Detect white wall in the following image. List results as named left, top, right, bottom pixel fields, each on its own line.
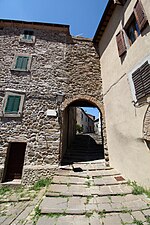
left=98, top=0, right=150, bottom=187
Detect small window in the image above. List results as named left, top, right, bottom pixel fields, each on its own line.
left=23, top=30, right=34, bottom=40
left=15, top=56, right=29, bottom=70
left=11, top=54, right=32, bottom=72
left=0, top=27, right=3, bottom=30
left=2, top=91, right=25, bottom=117
left=19, top=30, right=35, bottom=43
left=5, top=95, right=21, bottom=113
left=125, top=15, right=141, bottom=45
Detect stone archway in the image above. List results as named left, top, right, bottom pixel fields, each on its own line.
left=60, top=95, right=109, bottom=165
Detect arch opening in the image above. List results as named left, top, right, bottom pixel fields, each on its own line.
left=60, top=99, right=105, bottom=165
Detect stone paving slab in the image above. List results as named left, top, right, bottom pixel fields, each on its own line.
left=48, top=184, right=69, bottom=194
left=66, top=197, right=86, bottom=214
left=93, top=176, right=127, bottom=186
left=90, top=169, right=120, bottom=177
left=131, top=211, right=146, bottom=221
left=122, top=198, right=149, bottom=211
left=102, top=213, right=122, bottom=225
left=37, top=216, right=57, bottom=225
left=40, top=197, right=68, bottom=213
left=52, top=176, right=87, bottom=184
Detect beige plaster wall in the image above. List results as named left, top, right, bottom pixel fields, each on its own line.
left=98, top=0, right=150, bottom=187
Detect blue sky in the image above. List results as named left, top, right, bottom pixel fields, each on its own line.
left=82, top=107, right=99, bottom=120
left=0, top=0, right=108, bottom=38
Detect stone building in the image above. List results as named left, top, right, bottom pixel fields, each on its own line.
left=93, top=0, right=150, bottom=187
left=76, top=107, right=95, bottom=133
left=0, top=19, right=107, bottom=185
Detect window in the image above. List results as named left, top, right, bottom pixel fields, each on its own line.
left=132, top=61, right=150, bottom=101
left=11, top=54, right=32, bottom=72
left=2, top=91, right=25, bottom=117
left=5, top=95, right=21, bottom=113
left=19, top=30, right=35, bottom=43
left=15, top=56, right=29, bottom=70
left=116, top=0, right=148, bottom=56
left=125, top=15, right=141, bottom=45
left=23, top=30, right=34, bottom=40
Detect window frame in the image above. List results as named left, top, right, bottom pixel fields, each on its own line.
left=128, top=56, right=150, bottom=104
left=11, top=53, right=32, bottom=72
left=19, top=29, right=35, bottom=44
left=2, top=91, right=25, bottom=118
left=125, top=14, right=141, bottom=46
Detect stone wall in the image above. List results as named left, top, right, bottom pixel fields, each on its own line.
left=0, top=24, right=69, bottom=184
left=0, top=23, right=107, bottom=185
left=144, top=105, right=150, bottom=142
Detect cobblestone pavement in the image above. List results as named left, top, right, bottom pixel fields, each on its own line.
left=0, top=160, right=150, bottom=224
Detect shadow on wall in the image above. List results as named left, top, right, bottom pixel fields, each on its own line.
left=61, top=134, right=104, bottom=165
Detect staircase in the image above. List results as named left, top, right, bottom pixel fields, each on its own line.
left=61, top=133, right=104, bottom=165
left=37, top=161, right=150, bottom=225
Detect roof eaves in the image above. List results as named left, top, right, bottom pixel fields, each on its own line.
left=93, top=0, right=116, bottom=44
left=0, top=19, right=70, bottom=34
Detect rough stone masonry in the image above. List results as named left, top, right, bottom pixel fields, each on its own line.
left=0, top=20, right=107, bottom=185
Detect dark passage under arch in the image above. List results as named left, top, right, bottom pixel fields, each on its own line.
left=61, top=99, right=104, bottom=165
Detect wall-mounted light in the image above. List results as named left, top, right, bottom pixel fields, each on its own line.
left=56, top=92, right=65, bottom=120
left=56, top=92, right=65, bottom=105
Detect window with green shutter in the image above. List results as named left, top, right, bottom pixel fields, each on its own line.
left=23, top=30, right=34, bottom=41
left=5, top=95, right=21, bottom=113
left=15, top=56, right=29, bottom=70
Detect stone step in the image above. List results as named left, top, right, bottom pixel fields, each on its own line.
left=37, top=210, right=149, bottom=225
left=54, top=168, right=120, bottom=178
left=59, top=162, right=107, bottom=171
left=46, top=183, right=133, bottom=197
left=52, top=175, right=126, bottom=186
left=40, top=194, right=149, bottom=215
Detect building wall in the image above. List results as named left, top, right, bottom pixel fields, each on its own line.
left=98, top=0, right=150, bottom=186
left=62, top=107, right=76, bottom=158
left=0, top=22, right=106, bottom=184
left=76, top=108, right=94, bottom=133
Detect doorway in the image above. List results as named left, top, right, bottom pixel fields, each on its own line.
left=61, top=99, right=104, bottom=165
left=3, top=142, right=26, bottom=182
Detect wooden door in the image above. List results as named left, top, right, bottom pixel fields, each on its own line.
left=3, top=142, right=26, bottom=182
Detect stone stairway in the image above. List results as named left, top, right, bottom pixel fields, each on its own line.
left=61, top=134, right=104, bottom=165
left=37, top=161, right=150, bottom=225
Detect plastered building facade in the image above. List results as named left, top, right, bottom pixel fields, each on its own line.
left=94, top=0, right=150, bottom=187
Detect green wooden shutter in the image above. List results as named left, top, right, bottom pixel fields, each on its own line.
left=22, top=57, right=29, bottom=70
left=15, top=56, right=29, bottom=70
left=27, top=35, right=32, bottom=40
left=5, top=96, right=15, bottom=112
left=15, top=56, right=23, bottom=69
left=23, top=30, right=34, bottom=40
left=13, top=96, right=21, bottom=112
left=5, top=96, right=21, bottom=113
